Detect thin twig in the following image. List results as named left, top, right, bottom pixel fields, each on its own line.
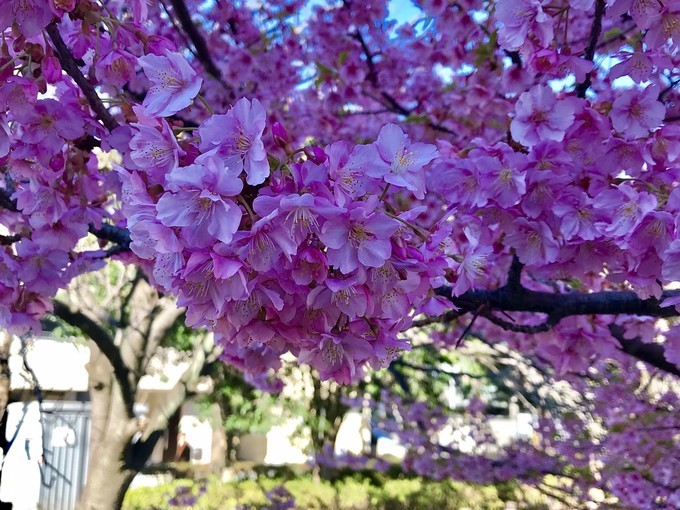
left=352, top=29, right=456, bottom=136
left=456, top=304, right=485, bottom=347
left=574, top=0, right=606, bottom=98
left=483, top=311, right=559, bottom=334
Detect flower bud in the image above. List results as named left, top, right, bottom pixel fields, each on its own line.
left=43, top=49, right=62, bottom=84
left=304, top=146, right=327, bottom=164
left=272, top=121, right=288, bottom=148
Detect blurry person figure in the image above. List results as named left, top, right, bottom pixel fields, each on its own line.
left=0, top=401, right=43, bottom=510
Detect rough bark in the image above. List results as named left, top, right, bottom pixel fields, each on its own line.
left=76, top=347, right=138, bottom=510
left=0, top=332, right=11, bottom=446
left=54, top=274, right=217, bottom=510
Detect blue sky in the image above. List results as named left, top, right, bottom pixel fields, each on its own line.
left=388, top=0, right=422, bottom=23
left=299, top=0, right=423, bottom=25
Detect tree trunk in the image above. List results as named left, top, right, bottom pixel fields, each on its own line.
left=0, top=332, right=11, bottom=427
left=53, top=275, right=217, bottom=509
left=163, top=409, right=181, bottom=463
left=76, top=344, right=139, bottom=510
left=75, top=329, right=214, bottom=508
left=76, top=349, right=165, bottom=510
left=76, top=446, right=135, bottom=510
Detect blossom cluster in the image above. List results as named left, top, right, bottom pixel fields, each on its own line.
left=342, top=355, right=680, bottom=507
left=2, top=0, right=680, bottom=505
left=119, top=53, right=449, bottom=383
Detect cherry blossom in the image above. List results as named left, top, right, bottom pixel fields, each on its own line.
left=610, top=85, right=666, bottom=139
left=198, top=97, right=269, bottom=185
left=138, top=50, right=203, bottom=117
left=510, top=86, right=576, bottom=147
left=2, top=2, right=680, bottom=507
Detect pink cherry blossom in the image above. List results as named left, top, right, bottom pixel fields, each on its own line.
left=198, top=97, right=269, bottom=185
left=0, top=117, right=10, bottom=158
left=138, top=50, right=203, bottom=117
left=496, top=0, right=554, bottom=50
left=298, top=332, right=373, bottom=384
left=0, top=0, right=53, bottom=37
left=156, top=158, right=243, bottom=246
left=352, top=123, right=438, bottom=199
left=510, top=86, right=576, bottom=147
left=505, top=218, right=560, bottom=265
left=95, top=49, right=136, bottom=88
left=129, top=119, right=184, bottom=181
left=319, top=199, right=400, bottom=274
left=611, top=85, right=665, bottom=138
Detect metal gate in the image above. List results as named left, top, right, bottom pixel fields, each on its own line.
left=39, top=401, right=91, bottom=510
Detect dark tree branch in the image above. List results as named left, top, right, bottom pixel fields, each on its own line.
left=482, top=311, right=560, bottom=334
left=0, top=188, right=18, bottom=212
left=427, top=275, right=680, bottom=375
left=380, top=92, right=412, bottom=116
left=456, top=304, right=485, bottom=347
left=609, top=324, right=680, bottom=377
left=412, top=309, right=462, bottom=328
left=505, top=254, right=524, bottom=290
left=0, top=194, right=132, bottom=252
left=436, top=286, right=680, bottom=321
left=352, top=31, right=379, bottom=87
left=45, top=23, right=119, bottom=132
left=89, top=222, right=131, bottom=251
left=574, top=0, right=606, bottom=98
left=168, top=0, right=223, bottom=79
left=159, top=0, right=202, bottom=63
left=387, top=364, right=411, bottom=394
left=52, top=300, right=136, bottom=417
left=0, top=234, right=21, bottom=245
left=119, top=270, right=144, bottom=329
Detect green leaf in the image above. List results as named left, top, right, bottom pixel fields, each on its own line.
left=315, top=61, right=336, bottom=76
left=337, top=51, right=349, bottom=66
left=603, top=27, right=623, bottom=40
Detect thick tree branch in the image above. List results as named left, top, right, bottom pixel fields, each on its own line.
left=505, top=255, right=524, bottom=290
left=0, top=188, right=18, bottom=212
left=140, top=302, right=186, bottom=375
left=428, top=277, right=680, bottom=376
left=609, top=324, right=680, bottom=377
left=46, top=23, right=119, bottom=132
left=436, top=286, right=680, bottom=321
left=140, top=332, right=215, bottom=443
left=52, top=300, right=136, bottom=417
left=89, top=222, right=132, bottom=252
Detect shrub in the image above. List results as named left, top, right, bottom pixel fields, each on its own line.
left=123, top=473, right=554, bottom=509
